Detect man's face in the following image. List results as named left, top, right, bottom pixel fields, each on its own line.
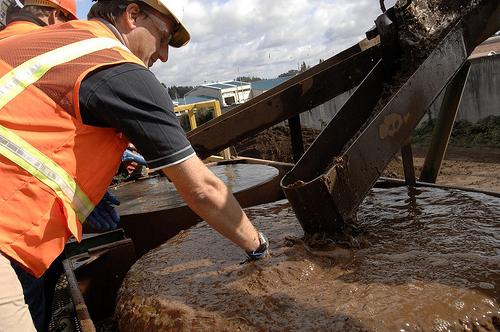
left=127, top=6, right=176, bottom=68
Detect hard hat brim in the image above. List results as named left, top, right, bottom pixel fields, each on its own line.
left=141, top=0, right=190, bottom=48
left=169, top=24, right=189, bottom=48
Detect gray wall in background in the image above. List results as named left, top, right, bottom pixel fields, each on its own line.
left=299, top=89, right=355, bottom=130
left=289, top=54, right=499, bottom=131
left=441, top=55, right=500, bottom=123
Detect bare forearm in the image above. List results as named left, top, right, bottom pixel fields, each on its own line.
left=162, top=157, right=260, bottom=252
left=179, top=179, right=259, bottom=251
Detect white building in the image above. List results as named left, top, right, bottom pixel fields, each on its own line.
left=185, top=81, right=251, bottom=108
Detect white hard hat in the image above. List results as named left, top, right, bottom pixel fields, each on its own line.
left=140, top=0, right=190, bottom=47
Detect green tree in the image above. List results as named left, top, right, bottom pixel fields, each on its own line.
left=300, top=61, right=308, bottom=72
left=166, top=85, right=195, bottom=99
left=278, top=69, right=299, bottom=78
left=235, top=76, right=263, bottom=83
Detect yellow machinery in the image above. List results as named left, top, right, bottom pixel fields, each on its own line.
left=173, top=99, right=232, bottom=160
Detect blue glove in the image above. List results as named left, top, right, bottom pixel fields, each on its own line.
left=86, top=191, right=121, bottom=231
left=121, top=150, right=146, bottom=165
left=246, top=232, right=269, bottom=260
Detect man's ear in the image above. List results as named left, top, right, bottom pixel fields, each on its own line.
left=123, top=3, right=142, bottom=29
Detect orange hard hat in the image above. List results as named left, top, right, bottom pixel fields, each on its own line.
left=22, top=0, right=77, bottom=20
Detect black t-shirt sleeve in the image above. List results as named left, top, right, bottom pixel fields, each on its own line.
left=79, top=63, right=195, bottom=170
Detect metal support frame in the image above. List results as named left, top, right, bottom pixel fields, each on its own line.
left=49, top=3, right=499, bottom=330
left=62, top=259, right=95, bottom=332
left=288, top=115, right=304, bottom=162
left=420, top=63, right=471, bottom=183
left=282, top=1, right=499, bottom=234
left=281, top=61, right=384, bottom=234
left=401, top=140, right=416, bottom=186
left=65, top=237, right=136, bottom=322
left=56, top=230, right=136, bottom=332
left=188, top=42, right=381, bottom=159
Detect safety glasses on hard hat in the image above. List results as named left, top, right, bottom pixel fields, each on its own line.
left=58, top=10, right=75, bottom=22
left=142, top=7, right=176, bottom=46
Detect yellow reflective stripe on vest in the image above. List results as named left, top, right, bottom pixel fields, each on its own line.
left=0, top=37, right=128, bottom=109
left=0, top=126, right=93, bottom=221
left=0, top=37, right=129, bottom=221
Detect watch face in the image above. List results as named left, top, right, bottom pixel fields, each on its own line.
left=258, top=232, right=268, bottom=249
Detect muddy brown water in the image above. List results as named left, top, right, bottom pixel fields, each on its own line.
left=116, top=186, right=500, bottom=332
left=110, top=164, right=279, bottom=215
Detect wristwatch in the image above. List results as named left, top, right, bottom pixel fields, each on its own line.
left=246, top=232, right=269, bottom=260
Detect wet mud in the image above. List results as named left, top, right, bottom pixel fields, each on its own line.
left=395, top=0, right=483, bottom=62
left=116, top=186, right=500, bottom=331
left=395, top=0, right=481, bottom=41
left=235, top=126, right=319, bottom=164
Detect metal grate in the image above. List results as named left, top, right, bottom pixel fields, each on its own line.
left=48, top=274, right=82, bottom=332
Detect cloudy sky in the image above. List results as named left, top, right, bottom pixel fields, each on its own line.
left=76, top=0, right=396, bottom=86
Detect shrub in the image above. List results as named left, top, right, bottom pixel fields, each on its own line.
left=178, top=108, right=215, bottom=132
left=411, top=115, right=500, bottom=148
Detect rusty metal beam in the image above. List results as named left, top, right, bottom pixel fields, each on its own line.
left=288, top=115, right=304, bottom=162
left=63, top=260, right=95, bottom=332
left=281, top=60, right=385, bottom=234
left=329, top=30, right=477, bottom=221
left=188, top=42, right=381, bottom=159
left=420, top=63, right=471, bottom=183
left=281, top=1, right=499, bottom=233
left=401, top=141, right=416, bottom=186
left=376, top=177, right=500, bottom=199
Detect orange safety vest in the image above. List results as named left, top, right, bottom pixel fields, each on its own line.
left=0, top=20, right=146, bottom=277
left=0, top=20, right=41, bottom=40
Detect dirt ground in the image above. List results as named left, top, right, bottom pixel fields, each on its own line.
left=235, top=127, right=500, bottom=194
left=386, top=146, right=500, bottom=193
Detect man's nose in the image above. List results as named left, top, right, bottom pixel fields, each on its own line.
left=159, top=43, right=169, bottom=62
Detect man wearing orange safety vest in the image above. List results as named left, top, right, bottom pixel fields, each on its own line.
left=0, top=0, right=77, bottom=39
left=0, top=2, right=77, bottom=332
left=0, top=0, right=146, bottom=233
left=0, top=0, right=269, bottom=330
left=0, top=1, right=123, bottom=330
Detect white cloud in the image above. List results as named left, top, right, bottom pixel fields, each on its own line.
left=77, top=0, right=397, bottom=86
